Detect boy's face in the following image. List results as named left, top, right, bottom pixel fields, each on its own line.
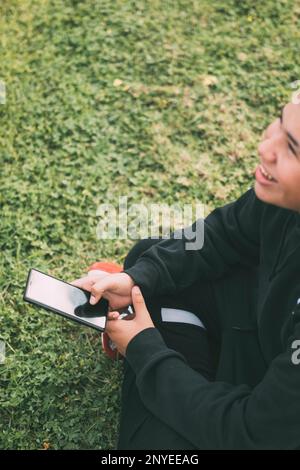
left=254, top=103, right=300, bottom=211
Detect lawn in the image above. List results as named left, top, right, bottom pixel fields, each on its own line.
left=0, top=0, right=299, bottom=450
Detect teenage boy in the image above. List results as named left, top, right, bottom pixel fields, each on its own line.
left=72, top=101, right=300, bottom=450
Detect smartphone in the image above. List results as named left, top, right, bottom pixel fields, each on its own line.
left=23, top=268, right=109, bottom=332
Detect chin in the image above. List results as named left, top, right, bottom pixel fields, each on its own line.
left=254, top=182, right=282, bottom=208
left=254, top=182, right=275, bottom=205
left=254, top=182, right=299, bottom=211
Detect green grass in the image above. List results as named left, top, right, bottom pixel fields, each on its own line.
left=0, top=0, right=299, bottom=450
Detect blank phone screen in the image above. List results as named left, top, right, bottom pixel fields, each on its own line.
left=25, top=269, right=108, bottom=331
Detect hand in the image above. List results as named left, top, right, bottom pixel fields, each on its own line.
left=105, top=285, right=155, bottom=357
left=70, top=272, right=135, bottom=310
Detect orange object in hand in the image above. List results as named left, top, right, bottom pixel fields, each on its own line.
left=88, top=261, right=123, bottom=274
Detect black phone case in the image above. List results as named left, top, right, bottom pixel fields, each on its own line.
left=23, top=268, right=108, bottom=332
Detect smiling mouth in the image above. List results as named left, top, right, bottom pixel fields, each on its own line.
left=259, top=164, right=277, bottom=182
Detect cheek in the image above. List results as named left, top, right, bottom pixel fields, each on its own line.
left=277, top=162, right=300, bottom=205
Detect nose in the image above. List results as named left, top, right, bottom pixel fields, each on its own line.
left=258, top=136, right=278, bottom=164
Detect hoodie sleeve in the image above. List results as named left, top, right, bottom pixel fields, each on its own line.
left=125, top=324, right=300, bottom=450
left=123, top=187, right=265, bottom=298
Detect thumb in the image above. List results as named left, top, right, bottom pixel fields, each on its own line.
left=131, top=285, right=146, bottom=313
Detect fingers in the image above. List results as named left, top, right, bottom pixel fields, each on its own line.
left=70, top=278, right=84, bottom=287
left=107, top=311, right=120, bottom=320
left=70, top=274, right=116, bottom=305
left=131, top=286, right=153, bottom=326
left=70, top=276, right=103, bottom=306
left=70, top=271, right=110, bottom=287
left=131, top=285, right=145, bottom=309
left=87, top=270, right=111, bottom=279
left=89, top=276, right=117, bottom=305
left=105, top=312, right=121, bottom=337
left=70, top=276, right=96, bottom=290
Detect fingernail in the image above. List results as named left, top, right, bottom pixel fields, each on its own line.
left=90, top=296, right=96, bottom=305
left=133, top=285, right=140, bottom=294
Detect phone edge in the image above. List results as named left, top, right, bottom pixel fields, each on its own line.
left=23, top=268, right=107, bottom=333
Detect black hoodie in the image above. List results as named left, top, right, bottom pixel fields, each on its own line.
left=123, top=186, right=300, bottom=449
